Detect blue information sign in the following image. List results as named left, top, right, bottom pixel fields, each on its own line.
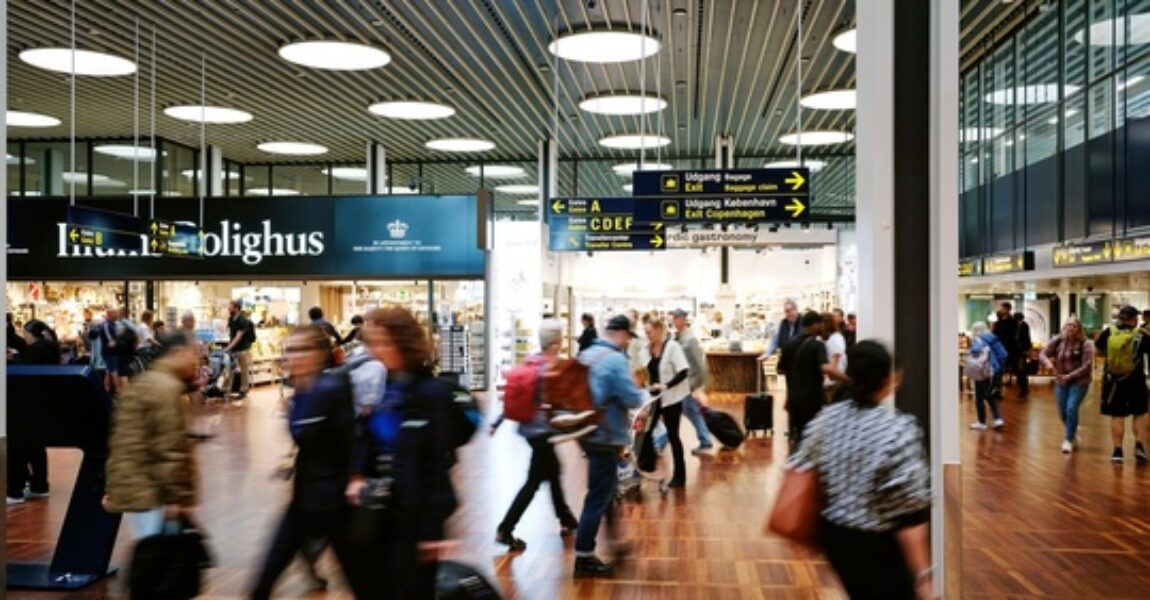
left=631, top=167, right=811, bottom=222
left=546, top=198, right=666, bottom=252
left=149, top=219, right=203, bottom=257
left=65, top=206, right=144, bottom=253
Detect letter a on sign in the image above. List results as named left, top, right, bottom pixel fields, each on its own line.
left=591, top=200, right=601, bottom=213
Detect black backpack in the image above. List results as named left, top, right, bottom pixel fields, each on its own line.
left=115, top=323, right=139, bottom=355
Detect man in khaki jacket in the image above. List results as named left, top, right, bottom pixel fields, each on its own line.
left=105, top=332, right=200, bottom=538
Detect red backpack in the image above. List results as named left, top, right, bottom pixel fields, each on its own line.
left=503, top=355, right=549, bottom=423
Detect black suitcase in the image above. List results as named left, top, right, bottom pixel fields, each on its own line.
left=436, top=560, right=502, bottom=599
left=744, top=394, right=774, bottom=437
left=702, top=406, right=745, bottom=448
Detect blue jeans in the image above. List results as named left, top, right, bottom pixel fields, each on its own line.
left=1056, top=383, right=1089, bottom=443
left=655, top=395, right=712, bottom=450
left=974, top=380, right=1001, bottom=424
left=575, top=447, right=620, bottom=556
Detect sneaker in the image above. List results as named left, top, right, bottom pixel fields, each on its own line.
left=969, top=422, right=988, bottom=431
left=231, top=399, right=245, bottom=408
left=495, top=530, right=527, bottom=552
left=573, top=556, right=615, bottom=578
left=992, top=419, right=1006, bottom=430
left=6, top=495, right=25, bottom=506
left=691, top=445, right=714, bottom=456
left=1136, top=443, right=1147, bottom=463
left=1061, top=440, right=1073, bottom=454
left=1112, top=448, right=1125, bottom=463
left=25, top=489, right=49, bottom=499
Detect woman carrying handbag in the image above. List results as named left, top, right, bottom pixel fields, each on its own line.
left=767, top=341, right=934, bottom=600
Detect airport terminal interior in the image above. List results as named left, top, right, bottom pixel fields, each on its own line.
left=6, top=0, right=1150, bottom=598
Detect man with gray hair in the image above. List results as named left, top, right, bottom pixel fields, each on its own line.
left=495, top=318, right=580, bottom=552
left=760, top=299, right=802, bottom=362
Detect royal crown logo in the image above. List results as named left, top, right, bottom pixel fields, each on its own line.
left=388, top=219, right=410, bottom=239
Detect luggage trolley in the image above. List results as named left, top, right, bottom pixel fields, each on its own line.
left=617, top=393, right=670, bottom=501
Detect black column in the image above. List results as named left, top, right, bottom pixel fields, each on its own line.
left=894, top=0, right=932, bottom=439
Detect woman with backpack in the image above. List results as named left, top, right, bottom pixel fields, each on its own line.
left=345, top=306, right=458, bottom=598
left=1094, top=306, right=1150, bottom=463
left=967, top=322, right=1006, bottom=431
left=1041, top=319, right=1094, bottom=454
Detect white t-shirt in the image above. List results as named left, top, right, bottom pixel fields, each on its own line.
left=825, top=332, right=847, bottom=386
left=137, top=323, right=155, bottom=345
left=638, top=338, right=691, bottom=406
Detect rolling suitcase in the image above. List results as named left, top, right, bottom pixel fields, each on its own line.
left=744, top=364, right=774, bottom=437
left=701, top=406, right=745, bottom=448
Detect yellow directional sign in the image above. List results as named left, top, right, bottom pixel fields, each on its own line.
left=785, top=170, right=806, bottom=191
left=785, top=198, right=806, bottom=218
left=69, top=228, right=79, bottom=243
left=551, top=199, right=566, bottom=214
left=569, top=236, right=581, bottom=249
left=652, top=234, right=664, bottom=248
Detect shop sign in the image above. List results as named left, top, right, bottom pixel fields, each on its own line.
left=631, top=168, right=810, bottom=222
left=1052, top=240, right=1112, bottom=267
left=958, top=258, right=982, bottom=277
left=665, top=227, right=836, bottom=248
left=982, top=251, right=1034, bottom=275
left=9, top=195, right=485, bottom=279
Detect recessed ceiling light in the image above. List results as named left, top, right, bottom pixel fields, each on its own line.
left=623, top=183, right=634, bottom=193
left=579, top=93, right=667, bottom=115
left=323, top=167, right=370, bottom=181
left=19, top=47, right=136, bottom=76
left=832, top=28, right=856, bottom=53
left=764, top=159, right=828, bottom=172
left=800, top=89, right=857, bottom=110
left=94, top=145, right=157, bottom=161
left=368, top=100, right=455, bottom=120
left=426, top=138, right=495, bottom=152
left=984, top=84, right=1079, bottom=105
left=278, top=40, right=391, bottom=71
left=164, top=105, right=253, bottom=124
left=62, top=172, right=126, bottom=187
left=599, top=134, right=672, bottom=149
left=548, top=30, right=661, bottom=63
left=778, top=131, right=854, bottom=146
left=248, top=188, right=301, bottom=196
left=495, top=184, right=539, bottom=195
left=128, top=189, right=157, bottom=196
left=257, top=141, right=329, bottom=155
left=465, top=165, right=527, bottom=178
left=612, top=162, right=674, bottom=176
left=7, top=110, right=62, bottom=128
left=961, top=127, right=1005, bottom=143
left=517, top=199, right=541, bottom=207
left=1074, top=13, right=1150, bottom=46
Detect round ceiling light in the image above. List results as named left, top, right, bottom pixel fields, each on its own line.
left=613, top=162, right=674, bottom=176
left=548, top=30, right=662, bottom=63
left=984, top=84, right=1079, bottom=106
left=426, top=138, right=495, bottom=152
left=599, top=134, right=672, bottom=150
left=257, top=141, right=329, bottom=156
left=832, top=28, right=857, bottom=53
left=164, top=105, right=253, bottom=124
left=800, top=89, right=857, bottom=110
left=323, top=167, right=370, bottom=181
left=19, top=47, right=136, bottom=76
left=248, top=188, right=301, bottom=196
left=517, top=199, right=541, bottom=207
left=8, top=110, right=62, bottom=128
left=579, top=93, right=667, bottom=115
left=495, top=184, right=539, bottom=195
left=278, top=40, right=391, bottom=71
left=368, top=101, right=455, bottom=120
left=464, top=165, right=526, bottom=178
left=94, top=145, right=157, bottom=161
left=764, top=159, right=828, bottom=172
left=778, top=131, right=854, bottom=146
left=1074, top=13, right=1150, bottom=46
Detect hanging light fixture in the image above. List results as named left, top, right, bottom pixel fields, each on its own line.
left=548, top=30, right=661, bottom=63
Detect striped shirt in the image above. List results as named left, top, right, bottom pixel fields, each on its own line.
left=786, top=401, right=932, bottom=533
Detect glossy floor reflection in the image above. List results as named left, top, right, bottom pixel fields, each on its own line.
left=10, top=378, right=1150, bottom=598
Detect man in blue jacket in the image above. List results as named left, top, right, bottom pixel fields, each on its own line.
left=574, top=315, right=645, bottom=578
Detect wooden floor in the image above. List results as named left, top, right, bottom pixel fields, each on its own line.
left=7, top=378, right=1150, bottom=598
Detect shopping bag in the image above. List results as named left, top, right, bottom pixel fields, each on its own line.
left=128, top=518, right=213, bottom=599
left=766, top=467, right=821, bottom=545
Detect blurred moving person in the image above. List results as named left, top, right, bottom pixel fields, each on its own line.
left=104, top=333, right=200, bottom=538
left=495, top=319, right=580, bottom=551
left=7, top=320, right=61, bottom=505
left=639, top=317, right=691, bottom=488
left=223, top=300, right=256, bottom=405
left=787, top=341, right=933, bottom=600
left=574, top=315, right=645, bottom=578
left=1040, top=319, right=1094, bottom=454
left=1014, top=312, right=1032, bottom=398
left=991, top=302, right=1018, bottom=398
left=967, top=322, right=1006, bottom=431
left=250, top=326, right=362, bottom=600
left=97, top=308, right=122, bottom=396
left=672, top=309, right=714, bottom=454
left=308, top=306, right=342, bottom=347
left=578, top=313, right=598, bottom=353
left=1095, top=305, right=1150, bottom=464
left=779, top=311, right=847, bottom=449
left=822, top=312, right=848, bottom=399
left=345, top=307, right=458, bottom=598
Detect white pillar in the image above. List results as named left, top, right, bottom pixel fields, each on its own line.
left=931, top=0, right=962, bottom=596
left=856, top=3, right=896, bottom=342
left=206, top=144, right=223, bottom=196
left=367, top=142, right=387, bottom=194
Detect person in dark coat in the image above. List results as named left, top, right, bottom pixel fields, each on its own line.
left=1014, top=312, right=1032, bottom=398
left=577, top=314, right=598, bottom=352
left=7, top=320, right=60, bottom=504
left=991, top=302, right=1018, bottom=397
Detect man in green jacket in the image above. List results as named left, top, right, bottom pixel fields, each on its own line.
left=105, top=332, right=200, bottom=538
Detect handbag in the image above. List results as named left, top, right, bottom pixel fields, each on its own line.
left=128, top=517, right=213, bottom=599
left=767, top=467, right=821, bottom=544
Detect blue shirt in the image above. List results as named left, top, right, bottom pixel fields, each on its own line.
left=581, top=339, right=644, bottom=447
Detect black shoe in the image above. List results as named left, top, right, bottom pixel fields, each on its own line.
left=1112, top=448, right=1125, bottom=463
left=1136, top=443, right=1147, bottom=463
left=495, top=530, right=527, bottom=552
left=610, top=541, right=634, bottom=561
left=559, top=516, right=579, bottom=537
left=573, top=556, right=615, bottom=578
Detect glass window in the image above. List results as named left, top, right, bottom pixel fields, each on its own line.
left=485, top=161, right=539, bottom=218
left=245, top=165, right=271, bottom=196
left=1026, top=110, right=1060, bottom=166
left=162, top=143, right=197, bottom=196
left=962, top=69, right=983, bottom=149
left=1088, top=0, right=1116, bottom=82
left=26, top=141, right=88, bottom=196
left=8, top=143, right=21, bottom=196
left=963, top=152, right=981, bottom=192
left=1066, top=0, right=1089, bottom=90
left=1123, top=0, right=1150, bottom=63
left=329, top=163, right=369, bottom=196
left=987, top=44, right=1016, bottom=130
left=992, top=132, right=1015, bottom=178
left=424, top=162, right=482, bottom=196
left=224, top=161, right=241, bottom=197
left=1125, top=57, right=1150, bottom=118
left=271, top=165, right=328, bottom=196
left=1065, top=92, right=1088, bottom=150
left=1026, top=9, right=1062, bottom=120
left=91, top=139, right=154, bottom=196
left=389, top=163, right=420, bottom=195
left=1089, top=77, right=1116, bottom=139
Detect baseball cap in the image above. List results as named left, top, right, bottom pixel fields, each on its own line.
left=605, top=315, right=638, bottom=338
left=1119, top=305, right=1140, bottom=319
left=670, top=308, right=690, bottom=319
